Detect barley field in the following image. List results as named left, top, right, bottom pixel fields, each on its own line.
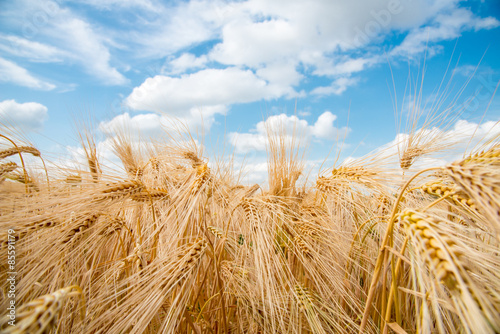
left=0, top=111, right=499, bottom=334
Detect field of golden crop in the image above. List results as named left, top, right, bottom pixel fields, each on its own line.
left=0, top=115, right=499, bottom=333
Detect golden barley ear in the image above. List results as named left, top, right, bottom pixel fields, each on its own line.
left=0, top=162, right=17, bottom=176
left=5, top=171, right=39, bottom=191
left=65, top=174, right=82, bottom=185
left=400, top=147, right=424, bottom=169
left=444, top=149, right=500, bottom=238
left=99, top=180, right=143, bottom=199
left=0, top=285, right=85, bottom=334
left=399, top=209, right=464, bottom=290
left=294, top=284, right=316, bottom=313
left=131, top=188, right=169, bottom=201
left=0, top=146, right=40, bottom=160
left=420, top=180, right=478, bottom=212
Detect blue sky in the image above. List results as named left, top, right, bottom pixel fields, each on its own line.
left=0, top=0, right=499, bottom=183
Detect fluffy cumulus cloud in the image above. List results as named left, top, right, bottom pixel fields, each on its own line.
left=126, top=67, right=291, bottom=114
left=204, top=0, right=498, bottom=74
left=0, top=99, right=49, bottom=131
left=99, top=112, right=165, bottom=137
left=163, top=53, right=209, bottom=75
left=229, top=112, right=350, bottom=154
left=1, top=0, right=498, bottom=137
left=118, top=0, right=497, bottom=131
left=125, top=67, right=299, bottom=128
left=100, top=105, right=228, bottom=138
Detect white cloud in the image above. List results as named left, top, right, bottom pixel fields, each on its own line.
left=73, top=0, right=158, bottom=11
left=99, top=112, right=165, bottom=137
left=2, top=0, right=496, bottom=97
left=48, top=8, right=127, bottom=85
left=0, top=57, right=55, bottom=90
left=100, top=106, right=228, bottom=138
left=311, top=111, right=350, bottom=140
left=163, top=53, right=208, bottom=75
left=311, top=77, right=359, bottom=96
left=204, top=0, right=495, bottom=73
left=239, top=161, right=269, bottom=184
left=313, top=56, right=378, bottom=77
left=390, top=8, right=499, bottom=57
left=0, top=34, right=65, bottom=62
left=0, top=99, right=48, bottom=131
left=452, top=64, right=478, bottom=77
left=129, top=0, right=227, bottom=59
left=209, top=18, right=302, bottom=67
left=229, top=112, right=350, bottom=154
left=0, top=0, right=127, bottom=85
left=256, top=61, right=304, bottom=87
left=125, top=67, right=299, bottom=129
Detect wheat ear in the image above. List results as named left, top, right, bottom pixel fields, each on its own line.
left=0, top=285, right=85, bottom=334
left=0, top=162, right=17, bottom=176
left=0, top=146, right=40, bottom=159
left=399, top=209, right=464, bottom=290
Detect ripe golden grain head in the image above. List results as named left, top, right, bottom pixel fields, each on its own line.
left=0, top=162, right=17, bottom=176
left=0, top=286, right=84, bottom=334
left=294, top=284, right=316, bottom=312
left=131, top=188, right=169, bottom=201
left=399, top=209, right=464, bottom=290
left=294, top=235, right=312, bottom=258
left=100, top=180, right=143, bottom=198
left=0, top=146, right=40, bottom=159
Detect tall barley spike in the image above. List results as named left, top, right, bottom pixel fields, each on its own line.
left=462, top=144, right=500, bottom=165
left=331, top=166, right=376, bottom=181
left=208, top=225, right=224, bottom=239
left=0, top=285, right=84, bottom=334
left=192, top=163, right=211, bottom=192
left=176, top=238, right=207, bottom=279
left=0, top=146, right=40, bottom=159
left=131, top=188, right=169, bottom=201
left=240, top=197, right=260, bottom=223
left=400, top=147, right=424, bottom=169
left=445, top=162, right=500, bottom=237
left=421, top=180, right=478, bottom=212
left=294, top=284, right=317, bottom=313
left=315, top=176, right=338, bottom=194
left=0, top=162, right=17, bottom=176
left=399, top=209, right=464, bottom=290
left=100, top=180, right=143, bottom=199
left=62, top=213, right=100, bottom=244
left=294, top=235, right=312, bottom=258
